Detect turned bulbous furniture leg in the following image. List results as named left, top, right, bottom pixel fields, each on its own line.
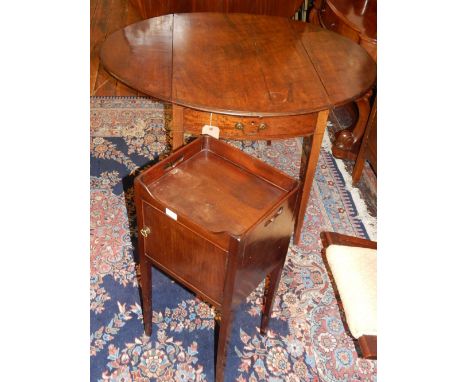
left=332, top=90, right=372, bottom=161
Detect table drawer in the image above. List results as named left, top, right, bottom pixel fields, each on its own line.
left=142, top=201, right=228, bottom=305
left=183, top=109, right=317, bottom=139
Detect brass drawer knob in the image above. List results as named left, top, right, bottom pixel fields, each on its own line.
left=234, top=122, right=244, bottom=131
left=258, top=122, right=267, bottom=130
left=140, top=226, right=151, bottom=238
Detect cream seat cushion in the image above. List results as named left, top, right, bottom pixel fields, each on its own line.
left=326, top=244, right=377, bottom=339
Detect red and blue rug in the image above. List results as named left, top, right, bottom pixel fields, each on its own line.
left=90, top=97, right=377, bottom=382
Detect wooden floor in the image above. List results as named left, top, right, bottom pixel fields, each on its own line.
left=91, top=0, right=144, bottom=96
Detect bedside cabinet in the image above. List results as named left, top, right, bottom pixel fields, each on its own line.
left=134, top=135, right=299, bottom=381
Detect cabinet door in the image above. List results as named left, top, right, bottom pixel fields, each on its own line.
left=142, top=201, right=228, bottom=305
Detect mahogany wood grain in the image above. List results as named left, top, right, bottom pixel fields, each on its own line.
left=143, top=201, right=229, bottom=290
left=147, top=152, right=287, bottom=235
left=183, top=110, right=318, bottom=140
left=101, top=13, right=376, bottom=243
left=101, top=13, right=376, bottom=115
left=291, top=23, right=375, bottom=107
left=135, top=136, right=300, bottom=381
left=320, top=231, right=377, bottom=359
left=129, top=0, right=305, bottom=19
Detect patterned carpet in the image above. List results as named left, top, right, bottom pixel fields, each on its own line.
left=90, top=97, right=377, bottom=381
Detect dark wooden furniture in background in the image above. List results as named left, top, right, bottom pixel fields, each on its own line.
left=310, top=0, right=377, bottom=162
left=352, top=97, right=377, bottom=184
left=100, top=13, right=376, bottom=243
left=320, top=231, right=377, bottom=359
left=135, top=135, right=300, bottom=381
left=129, top=0, right=305, bottom=19
left=310, top=0, right=376, bottom=60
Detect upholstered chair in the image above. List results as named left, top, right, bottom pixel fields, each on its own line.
left=320, top=231, right=377, bottom=359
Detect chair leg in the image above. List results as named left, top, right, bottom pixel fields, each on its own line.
left=358, top=335, right=377, bottom=360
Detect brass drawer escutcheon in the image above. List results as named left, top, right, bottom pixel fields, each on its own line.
left=140, top=226, right=151, bottom=238
left=234, top=122, right=244, bottom=130
left=234, top=121, right=267, bottom=134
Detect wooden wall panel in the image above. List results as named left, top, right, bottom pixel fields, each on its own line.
left=130, top=0, right=305, bottom=19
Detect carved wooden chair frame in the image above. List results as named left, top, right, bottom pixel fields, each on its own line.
left=320, top=231, right=377, bottom=359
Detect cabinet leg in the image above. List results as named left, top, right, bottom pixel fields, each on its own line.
left=215, top=306, right=234, bottom=382
left=293, top=109, right=329, bottom=245
left=140, top=255, right=152, bottom=336
left=260, top=265, right=283, bottom=335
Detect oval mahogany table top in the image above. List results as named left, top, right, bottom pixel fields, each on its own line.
left=100, top=13, right=376, bottom=117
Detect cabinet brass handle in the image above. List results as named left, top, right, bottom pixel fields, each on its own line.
left=164, top=155, right=184, bottom=171
left=140, top=226, right=151, bottom=238
left=234, top=122, right=244, bottom=131
left=258, top=122, right=267, bottom=130
left=265, top=206, right=283, bottom=227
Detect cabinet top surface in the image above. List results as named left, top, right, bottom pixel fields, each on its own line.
left=100, top=13, right=376, bottom=116
left=145, top=149, right=289, bottom=235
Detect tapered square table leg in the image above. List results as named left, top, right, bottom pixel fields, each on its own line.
left=294, top=109, right=329, bottom=244
left=171, top=104, right=185, bottom=151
